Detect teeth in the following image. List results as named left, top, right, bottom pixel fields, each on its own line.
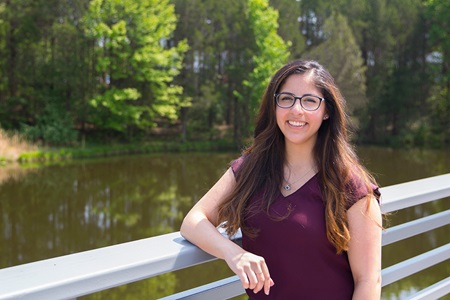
left=288, top=120, right=306, bottom=127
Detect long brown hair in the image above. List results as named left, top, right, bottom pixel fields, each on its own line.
left=217, top=59, right=380, bottom=253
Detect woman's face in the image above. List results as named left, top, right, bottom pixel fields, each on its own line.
left=275, top=73, right=328, bottom=149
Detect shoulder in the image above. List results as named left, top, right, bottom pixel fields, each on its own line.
left=231, top=155, right=246, bottom=175
left=345, top=170, right=381, bottom=209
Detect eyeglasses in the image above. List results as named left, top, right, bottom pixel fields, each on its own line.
left=274, top=92, right=325, bottom=111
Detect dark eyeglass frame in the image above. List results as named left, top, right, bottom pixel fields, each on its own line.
left=274, top=92, right=325, bottom=111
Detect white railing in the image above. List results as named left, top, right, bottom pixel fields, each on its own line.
left=0, top=173, right=449, bottom=300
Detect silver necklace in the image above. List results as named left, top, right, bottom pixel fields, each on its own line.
left=283, top=167, right=313, bottom=191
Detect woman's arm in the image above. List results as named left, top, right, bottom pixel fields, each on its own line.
left=180, top=168, right=274, bottom=295
left=347, top=195, right=382, bottom=300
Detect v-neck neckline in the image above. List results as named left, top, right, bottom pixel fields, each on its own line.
left=280, top=172, right=318, bottom=198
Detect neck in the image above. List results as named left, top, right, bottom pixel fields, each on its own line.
left=282, top=143, right=317, bottom=192
left=284, top=141, right=316, bottom=170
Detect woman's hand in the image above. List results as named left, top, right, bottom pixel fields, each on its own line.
left=224, top=250, right=274, bottom=295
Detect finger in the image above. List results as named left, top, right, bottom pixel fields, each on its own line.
left=237, top=271, right=250, bottom=289
left=247, top=270, right=258, bottom=290
left=258, top=261, right=271, bottom=295
left=260, top=260, right=270, bottom=279
left=253, top=272, right=265, bottom=294
left=264, top=277, right=274, bottom=295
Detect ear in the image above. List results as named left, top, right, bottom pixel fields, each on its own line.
left=323, top=114, right=329, bottom=120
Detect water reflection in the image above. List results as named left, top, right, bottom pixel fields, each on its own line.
left=0, top=153, right=235, bottom=267
left=357, top=146, right=450, bottom=186
left=0, top=163, right=37, bottom=185
left=0, top=147, right=449, bottom=299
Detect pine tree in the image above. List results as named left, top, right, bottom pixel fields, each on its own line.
left=306, top=12, right=366, bottom=117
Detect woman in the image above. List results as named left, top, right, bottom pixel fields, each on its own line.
left=180, top=60, right=382, bottom=299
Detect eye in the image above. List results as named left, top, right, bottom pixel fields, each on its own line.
left=280, top=94, right=294, bottom=102
left=303, top=96, right=319, bottom=104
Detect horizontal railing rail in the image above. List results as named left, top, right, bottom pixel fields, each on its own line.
left=0, top=173, right=449, bottom=300
left=405, top=277, right=450, bottom=300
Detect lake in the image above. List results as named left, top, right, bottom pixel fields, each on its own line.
left=0, top=146, right=449, bottom=299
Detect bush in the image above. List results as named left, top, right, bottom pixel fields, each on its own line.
left=21, top=102, right=78, bottom=146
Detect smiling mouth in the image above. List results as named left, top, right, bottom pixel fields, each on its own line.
left=288, top=120, right=306, bottom=127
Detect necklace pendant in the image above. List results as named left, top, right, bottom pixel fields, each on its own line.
left=284, top=185, right=291, bottom=191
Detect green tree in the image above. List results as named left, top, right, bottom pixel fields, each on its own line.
left=172, top=0, right=254, bottom=142
left=371, top=0, right=425, bottom=145
left=424, top=0, right=450, bottom=146
left=32, top=0, right=92, bottom=145
left=305, top=12, right=366, bottom=118
left=0, top=2, right=6, bottom=100
left=234, top=0, right=290, bottom=140
left=270, top=0, right=306, bottom=59
left=0, top=0, right=92, bottom=145
left=0, top=0, right=35, bottom=128
left=84, top=0, right=188, bottom=132
left=337, top=0, right=426, bottom=145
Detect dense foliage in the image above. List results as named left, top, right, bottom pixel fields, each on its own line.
left=0, top=0, right=448, bottom=147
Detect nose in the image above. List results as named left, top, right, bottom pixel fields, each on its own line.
left=291, top=99, right=304, bottom=114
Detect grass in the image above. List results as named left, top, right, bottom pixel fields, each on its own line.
left=0, top=128, right=239, bottom=165
left=0, top=134, right=237, bottom=184
left=13, top=139, right=238, bottom=164
left=0, top=129, right=37, bottom=163
left=17, top=140, right=237, bottom=162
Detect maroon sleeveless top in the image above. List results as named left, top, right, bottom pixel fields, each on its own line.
left=231, top=157, right=379, bottom=299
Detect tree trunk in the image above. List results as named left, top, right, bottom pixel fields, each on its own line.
left=6, top=0, right=18, bottom=99
left=180, top=106, right=188, bottom=143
